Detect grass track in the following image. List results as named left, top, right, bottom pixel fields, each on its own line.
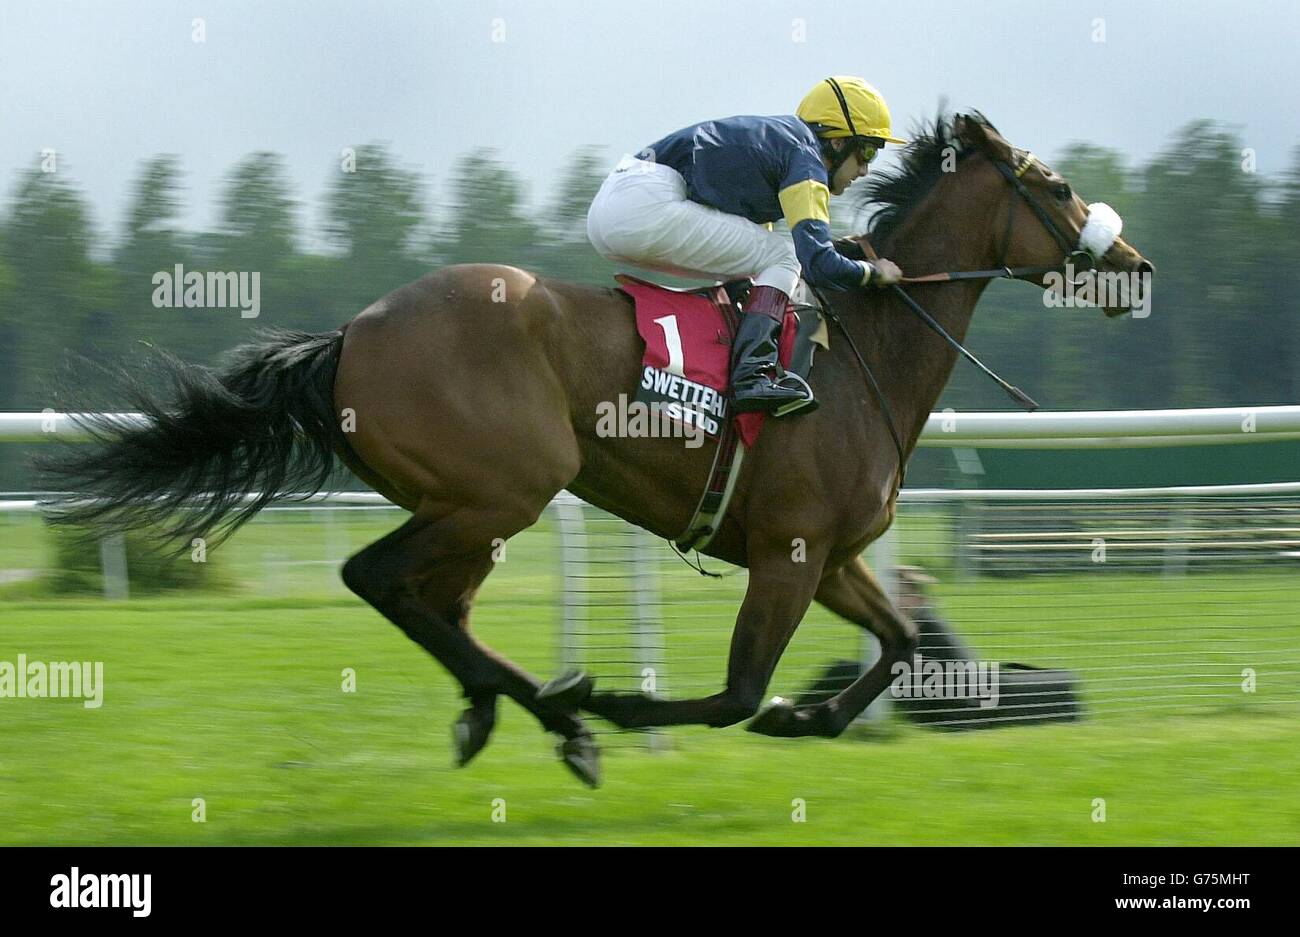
left=2, top=511, right=1298, bottom=844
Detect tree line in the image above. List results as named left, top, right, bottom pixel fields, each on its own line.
left=1, top=123, right=1297, bottom=487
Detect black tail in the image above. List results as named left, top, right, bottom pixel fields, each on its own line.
left=38, top=328, right=349, bottom=548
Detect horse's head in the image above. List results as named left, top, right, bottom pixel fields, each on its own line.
left=953, top=113, right=1154, bottom=317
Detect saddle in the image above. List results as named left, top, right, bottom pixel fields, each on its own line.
left=616, top=273, right=752, bottom=305
left=614, top=273, right=828, bottom=404
left=614, top=273, right=829, bottom=552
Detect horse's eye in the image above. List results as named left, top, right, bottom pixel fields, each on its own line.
left=1054, top=183, right=1072, bottom=201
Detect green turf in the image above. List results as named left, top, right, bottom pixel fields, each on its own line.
left=2, top=510, right=1298, bottom=845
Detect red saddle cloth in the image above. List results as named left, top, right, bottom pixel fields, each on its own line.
left=616, top=274, right=797, bottom=448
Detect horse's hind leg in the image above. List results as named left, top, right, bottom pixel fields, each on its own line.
left=417, top=561, right=599, bottom=777
left=747, top=555, right=919, bottom=738
left=341, top=503, right=599, bottom=783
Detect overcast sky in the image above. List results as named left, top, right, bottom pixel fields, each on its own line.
left=3, top=0, right=1297, bottom=245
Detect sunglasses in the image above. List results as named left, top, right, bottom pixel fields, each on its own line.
left=857, top=144, right=879, bottom=164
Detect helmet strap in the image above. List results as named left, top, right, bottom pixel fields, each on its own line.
left=822, top=77, right=864, bottom=184
left=823, top=138, right=857, bottom=185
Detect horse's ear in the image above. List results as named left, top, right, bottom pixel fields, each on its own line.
left=954, top=112, right=1011, bottom=160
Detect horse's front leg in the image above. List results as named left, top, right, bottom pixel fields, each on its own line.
left=540, top=549, right=826, bottom=729
left=746, top=555, right=920, bottom=738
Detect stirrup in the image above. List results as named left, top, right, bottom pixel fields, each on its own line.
left=771, top=372, right=817, bottom=418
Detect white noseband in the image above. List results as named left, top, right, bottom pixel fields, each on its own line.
left=1079, top=202, right=1123, bottom=257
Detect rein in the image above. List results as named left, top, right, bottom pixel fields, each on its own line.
left=806, top=285, right=910, bottom=493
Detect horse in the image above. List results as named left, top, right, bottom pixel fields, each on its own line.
left=41, top=113, right=1153, bottom=787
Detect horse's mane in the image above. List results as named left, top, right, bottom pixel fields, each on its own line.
left=857, top=110, right=991, bottom=245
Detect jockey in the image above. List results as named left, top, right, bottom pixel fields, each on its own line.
left=587, top=76, right=907, bottom=415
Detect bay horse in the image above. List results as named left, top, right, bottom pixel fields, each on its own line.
left=42, top=113, right=1152, bottom=787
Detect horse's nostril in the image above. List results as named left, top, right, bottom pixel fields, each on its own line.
left=1136, top=260, right=1154, bottom=277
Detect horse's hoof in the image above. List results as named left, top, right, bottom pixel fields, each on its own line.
left=537, top=670, right=594, bottom=708
left=746, top=696, right=800, bottom=737
left=452, top=701, right=496, bottom=767
left=747, top=697, right=838, bottom=738
left=557, top=734, right=602, bottom=789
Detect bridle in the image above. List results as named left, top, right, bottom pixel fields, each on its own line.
left=990, top=152, right=1098, bottom=286
left=873, top=148, right=1099, bottom=287
left=809, top=146, right=1112, bottom=491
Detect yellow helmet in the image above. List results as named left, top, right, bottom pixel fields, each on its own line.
left=797, top=76, right=907, bottom=145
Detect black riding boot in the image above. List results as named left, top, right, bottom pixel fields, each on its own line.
left=730, top=285, right=816, bottom=416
